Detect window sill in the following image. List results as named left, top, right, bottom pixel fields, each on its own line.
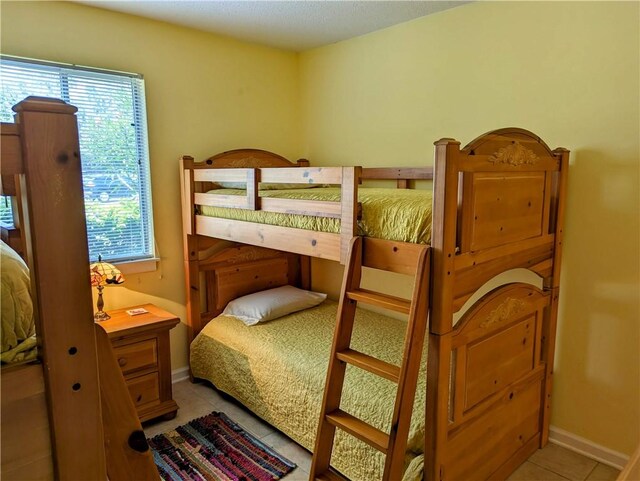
left=114, top=257, right=159, bottom=275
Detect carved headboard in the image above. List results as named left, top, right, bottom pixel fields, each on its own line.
left=191, top=243, right=310, bottom=339
left=202, top=148, right=309, bottom=168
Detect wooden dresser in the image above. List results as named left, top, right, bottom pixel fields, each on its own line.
left=100, top=303, right=180, bottom=423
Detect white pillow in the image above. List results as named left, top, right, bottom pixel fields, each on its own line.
left=223, top=285, right=327, bottom=326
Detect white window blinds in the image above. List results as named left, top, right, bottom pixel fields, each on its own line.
left=0, top=56, right=155, bottom=263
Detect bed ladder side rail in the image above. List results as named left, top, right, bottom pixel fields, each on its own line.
left=95, top=325, right=159, bottom=480
left=310, top=236, right=430, bottom=481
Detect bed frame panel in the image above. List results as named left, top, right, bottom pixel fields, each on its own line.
left=426, top=128, right=569, bottom=481
left=1, top=97, right=157, bottom=480
left=180, top=129, right=569, bottom=481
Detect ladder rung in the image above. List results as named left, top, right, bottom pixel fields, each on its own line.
left=346, top=288, right=411, bottom=314
left=336, top=348, right=400, bottom=383
left=315, top=468, right=349, bottom=481
left=326, top=409, right=389, bottom=453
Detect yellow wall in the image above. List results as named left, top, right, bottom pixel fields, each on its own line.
left=300, top=1, right=639, bottom=455
left=1, top=1, right=301, bottom=370
left=2, top=0, right=638, bottom=457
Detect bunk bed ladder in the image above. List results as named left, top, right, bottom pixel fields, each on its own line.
left=310, top=236, right=430, bottom=481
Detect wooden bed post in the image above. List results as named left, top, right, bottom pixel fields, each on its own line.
left=180, top=155, right=201, bottom=347
left=339, top=166, right=360, bottom=263
left=426, top=138, right=461, bottom=481
left=13, top=98, right=107, bottom=479
left=540, top=147, right=569, bottom=445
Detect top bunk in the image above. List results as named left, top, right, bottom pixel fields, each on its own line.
left=180, top=149, right=434, bottom=263
left=180, top=128, right=568, bottom=270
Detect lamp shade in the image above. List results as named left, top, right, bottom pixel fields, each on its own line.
left=89, top=255, right=125, bottom=287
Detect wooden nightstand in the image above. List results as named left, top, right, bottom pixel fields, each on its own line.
left=100, top=303, right=180, bottom=423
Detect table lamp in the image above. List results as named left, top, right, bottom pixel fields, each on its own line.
left=89, top=255, right=125, bottom=321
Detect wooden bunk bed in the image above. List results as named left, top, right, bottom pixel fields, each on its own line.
left=0, top=97, right=158, bottom=480
left=180, top=128, right=569, bottom=480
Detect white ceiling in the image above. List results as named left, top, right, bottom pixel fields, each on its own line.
left=77, top=1, right=468, bottom=52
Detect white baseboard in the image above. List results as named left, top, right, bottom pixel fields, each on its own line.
left=549, top=425, right=630, bottom=470
left=171, top=366, right=190, bottom=384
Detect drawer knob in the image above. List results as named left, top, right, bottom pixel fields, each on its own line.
left=118, top=357, right=128, bottom=367
left=137, top=394, right=143, bottom=403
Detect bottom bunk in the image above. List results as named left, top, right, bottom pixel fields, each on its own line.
left=191, top=299, right=427, bottom=481
left=188, top=243, right=553, bottom=481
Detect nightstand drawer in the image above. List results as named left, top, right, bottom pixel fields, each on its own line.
left=127, top=372, right=160, bottom=409
left=114, top=339, right=157, bottom=375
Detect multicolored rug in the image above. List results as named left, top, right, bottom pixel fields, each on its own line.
left=148, top=411, right=297, bottom=481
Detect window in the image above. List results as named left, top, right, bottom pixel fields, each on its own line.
left=0, top=196, right=13, bottom=226
left=0, top=56, right=155, bottom=264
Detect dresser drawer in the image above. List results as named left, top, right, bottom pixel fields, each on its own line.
left=126, top=372, right=160, bottom=409
left=114, top=338, right=157, bottom=375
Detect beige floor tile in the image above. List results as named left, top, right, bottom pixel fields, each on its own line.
left=143, top=381, right=217, bottom=436
left=529, top=444, right=598, bottom=481
left=145, top=380, right=277, bottom=440
left=282, top=467, right=311, bottom=480
left=585, top=463, right=620, bottom=481
left=507, top=461, right=572, bottom=481
left=185, top=380, right=226, bottom=405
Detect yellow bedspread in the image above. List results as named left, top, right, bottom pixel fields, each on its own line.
left=200, top=187, right=433, bottom=244
left=190, top=301, right=426, bottom=481
left=1, top=240, right=36, bottom=364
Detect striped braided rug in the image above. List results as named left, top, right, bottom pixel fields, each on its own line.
left=148, top=412, right=297, bottom=481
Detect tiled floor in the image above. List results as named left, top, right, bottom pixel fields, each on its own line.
left=143, top=380, right=620, bottom=481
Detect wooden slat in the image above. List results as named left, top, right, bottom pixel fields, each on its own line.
left=362, top=238, right=426, bottom=276
left=261, top=166, right=343, bottom=185
left=194, top=192, right=251, bottom=209
left=326, top=410, right=389, bottom=453
left=336, top=349, right=400, bottom=382
left=195, top=215, right=342, bottom=261
left=193, top=168, right=252, bottom=183
left=452, top=240, right=554, bottom=310
left=1, top=122, right=19, bottom=135
left=261, top=197, right=342, bottom=218
left=346, top=288, right=411, bottom=314
left=1, top=122, right=23, bottom=176
left=197, top=194, right=343, bottom=217
left=454, top=234, right=554, bottom=269
left=361, top=167, right=433, bottom=180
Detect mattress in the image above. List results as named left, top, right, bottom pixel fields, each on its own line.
left=190, top=300, right=427, bottom=481
left=199, top=187, right=433, bottom=245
